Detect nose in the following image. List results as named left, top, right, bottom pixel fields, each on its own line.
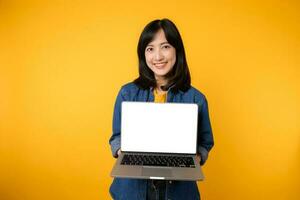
left=154, top=49, right=164, bottom=61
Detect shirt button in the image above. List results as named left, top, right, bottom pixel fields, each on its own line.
left=169, top=181, right=172, bottom=184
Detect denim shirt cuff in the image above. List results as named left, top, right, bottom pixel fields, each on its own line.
left=198, top=146, right=208, bottom=165
left=110, top=136, right=121, bottom=158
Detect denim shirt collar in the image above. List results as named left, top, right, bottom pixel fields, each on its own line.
left=149, top=84, right=184, bottom=102
left=149, top=84, right=184, bottom=94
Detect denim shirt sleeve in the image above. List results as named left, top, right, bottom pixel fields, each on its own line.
left=196, top=95, right=214, bottom=165
left=109, top=87, right=127, bottom=158
left=109, top=84, right=214, bottom=165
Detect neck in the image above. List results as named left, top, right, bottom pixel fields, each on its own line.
left=155, top=77, right=167, bottom=92
left=155, top=83, right=167, bottom=95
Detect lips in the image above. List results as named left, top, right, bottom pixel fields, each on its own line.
left=154, top=62, right=167, bottom=68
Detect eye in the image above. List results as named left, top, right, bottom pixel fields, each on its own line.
left=162, top=45, right=171, bottom=49
left=146, top=47, right=153, bottom=52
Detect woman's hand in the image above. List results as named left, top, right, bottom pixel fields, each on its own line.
left=117, top=149, right=121, bottom=156
left=197, top=154, right=202, bottom=163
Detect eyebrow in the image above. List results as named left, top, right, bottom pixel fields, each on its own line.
left=146, top=42, right=170, bottom=47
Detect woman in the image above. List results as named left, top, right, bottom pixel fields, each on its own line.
left=109, top=18, right=214, bottom=200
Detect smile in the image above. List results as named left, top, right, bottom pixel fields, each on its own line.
left=154, top=62, right=167, bottom=68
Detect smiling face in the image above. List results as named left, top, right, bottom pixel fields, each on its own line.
left=145, top=29, right=176, bottom=83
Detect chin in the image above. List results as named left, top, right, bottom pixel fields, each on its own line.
left=153, top=68, right=171, bottom=75
left=154, top=72, right=169, bottom=77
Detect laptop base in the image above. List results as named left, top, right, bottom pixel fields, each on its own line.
left=111, top=152, right=204, bottom=181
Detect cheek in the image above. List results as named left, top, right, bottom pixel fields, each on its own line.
left=145, top=58, right=151, bottom=65
left=145, top=54, right=151, bottom=62
left=165, top=48, right=174, bottom=57
left=171, top=55, right=176, bottom=64
left=169, top=52, right=176, bottom=66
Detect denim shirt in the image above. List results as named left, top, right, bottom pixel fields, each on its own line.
left=109, top=82, right=214, bottom=200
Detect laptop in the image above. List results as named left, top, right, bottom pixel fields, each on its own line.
left=110, top=102, right=204, bottom=181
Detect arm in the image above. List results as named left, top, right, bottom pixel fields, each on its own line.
left=197, top=96, right=214, bottom=165
left=109, top=88, right=125, bottom=158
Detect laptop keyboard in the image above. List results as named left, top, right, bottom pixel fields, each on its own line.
left=121, top=154, right=195, bottom=168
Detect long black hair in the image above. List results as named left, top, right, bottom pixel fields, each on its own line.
left=133, top=18, right=191, bottom=93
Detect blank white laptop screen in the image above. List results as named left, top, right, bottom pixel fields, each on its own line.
left=121, top=102, right=198, bottom=154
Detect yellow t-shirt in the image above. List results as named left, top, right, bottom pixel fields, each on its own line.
left=153, top=88, right=167, bottom=103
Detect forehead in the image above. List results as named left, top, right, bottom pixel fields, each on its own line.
left=147, top=29, right=168, bottom=46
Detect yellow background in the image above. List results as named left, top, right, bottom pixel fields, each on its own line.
left=1, top=0, right=299, bottom=199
